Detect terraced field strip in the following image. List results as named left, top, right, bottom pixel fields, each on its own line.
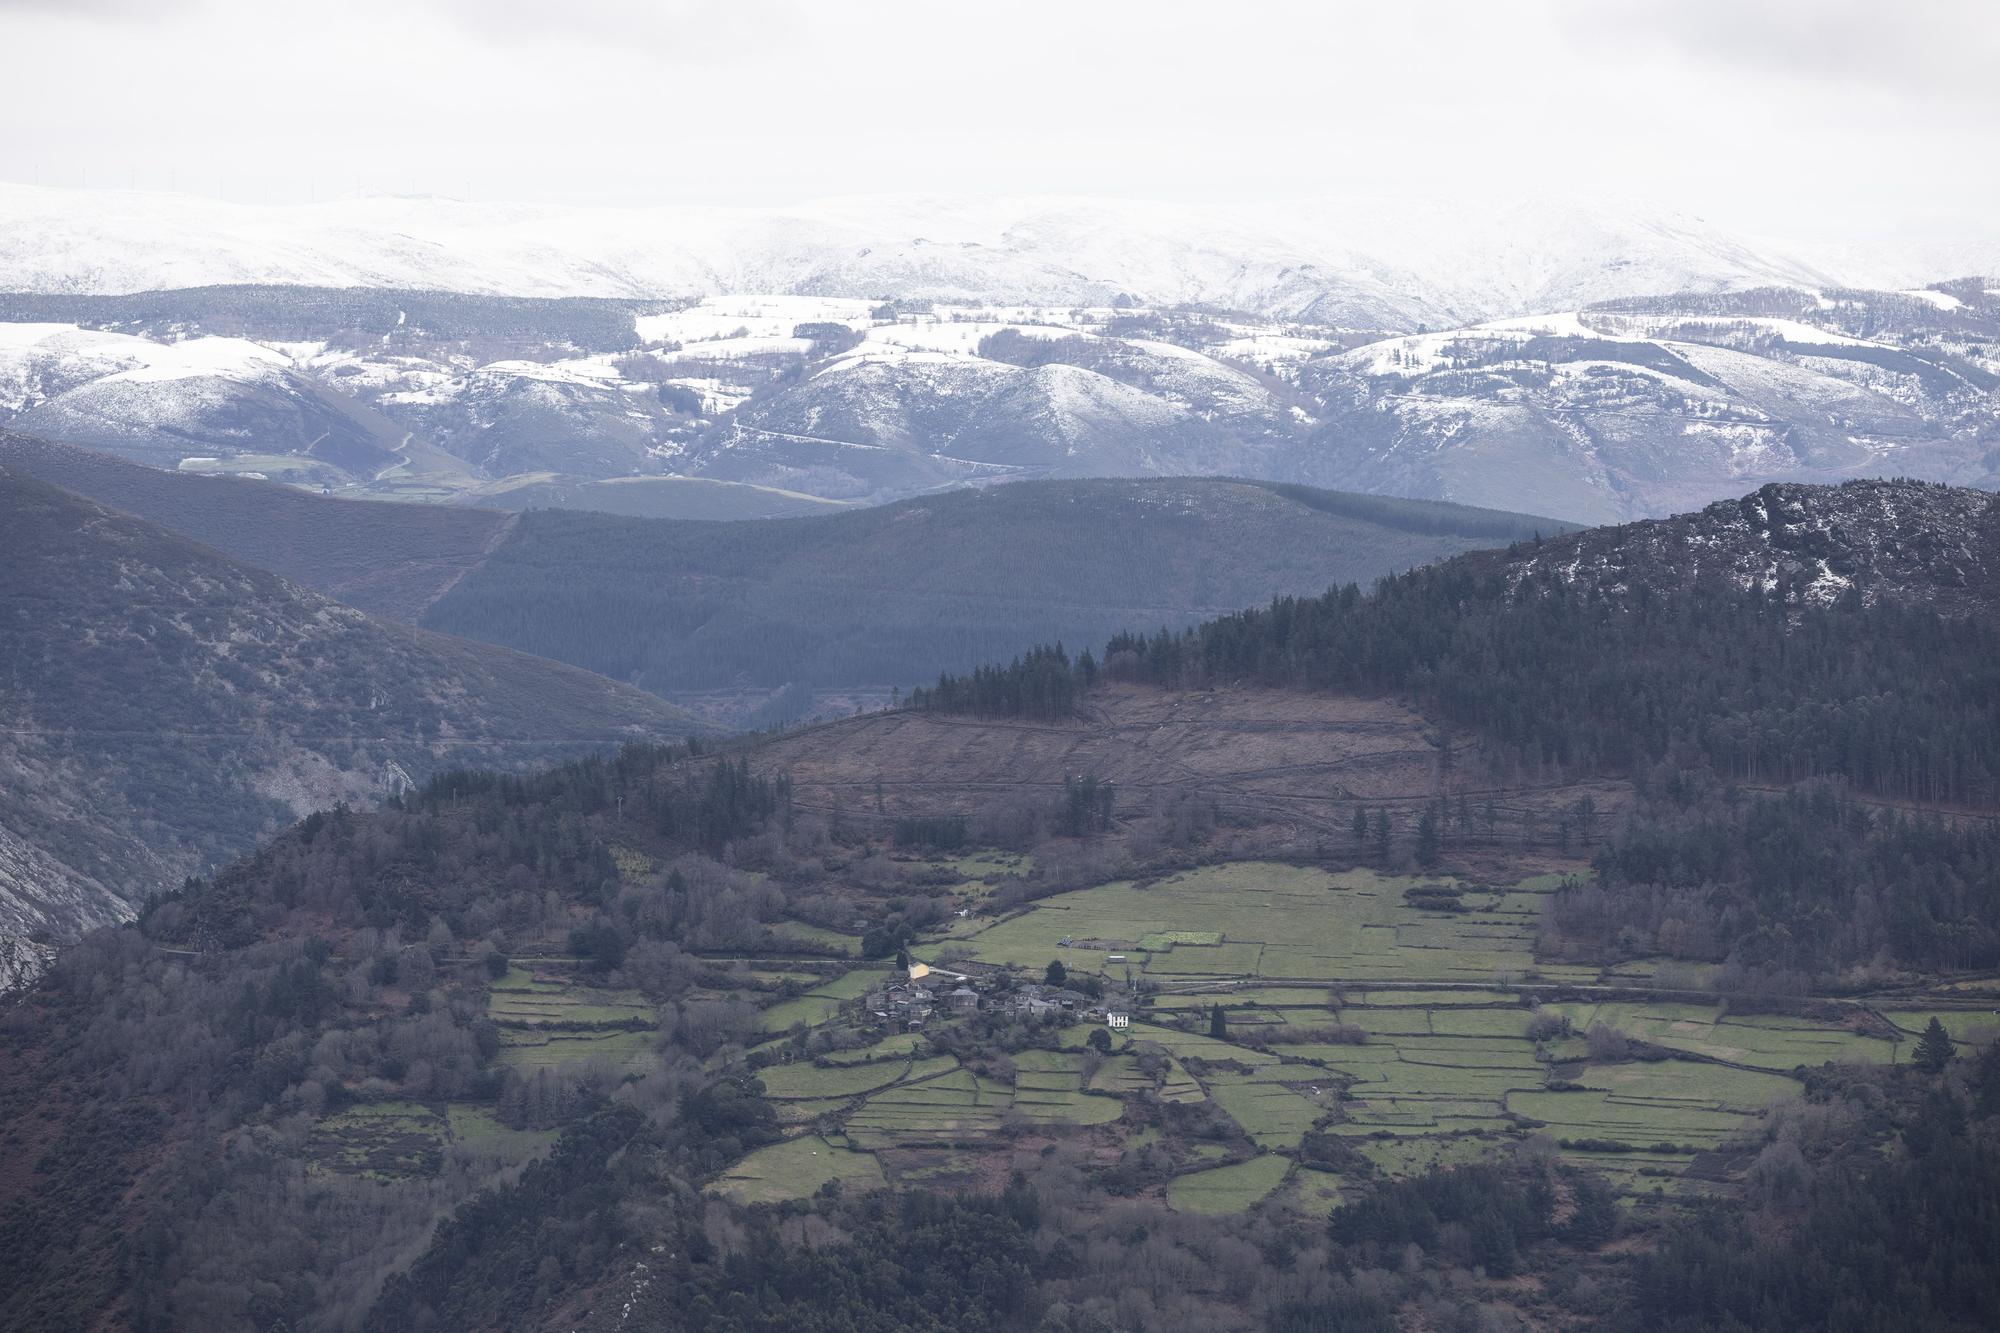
left=1349, top=989, right=1519, bottom=1007
left=488, top=966, right=652, bottom=1022
left=757, top=1055, right=939, bottom=1100
left=1127, top=1021, right=1281, bottom=1065
left=823, top=1032, right=927, bottom=1064
left=773, top=1096, right=856, bottom=1126
left=446, top=1106, right=559, bottom=1159
left=1507, top=1087, right=1752, bottom=1149
left=1877, top=1008, right=2000, bottom=1044
left=487, top=965, right=661, bottom=1072
left=1576, top=1058, right=1801, bottom=1114
left=1354, top=1135, right=1501, bottom=1177
left=1278, top=1168, right=1347, bottom=1218
left=498, top=1028, right=654, bottom=1072
left=1551, top=1001, right=1899, bottom=1070
left=767, top=922, right=862, bottom=956
left=758, top=964, right=891, bottom=1033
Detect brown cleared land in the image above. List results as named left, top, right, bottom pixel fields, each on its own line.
left=755, top=685, right=1629, bottom=851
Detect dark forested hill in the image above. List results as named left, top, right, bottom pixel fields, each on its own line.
left=983, top=478, right=2000, bottom=805
left=0, top=467, right=695, bottom=945
left=421, top=477, right=1565, bottom=718
left=0, top=433, right=514, bottom=620
left=0, top=436, right=1569, bottom=723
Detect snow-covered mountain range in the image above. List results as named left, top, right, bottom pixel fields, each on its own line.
left=2, top=279, right=1996, bottom=523
left=2, top=184, right=1975, bottom=328
left=0, top=184, right=1994, bottom=524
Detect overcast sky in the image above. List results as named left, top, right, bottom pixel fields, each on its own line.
left=2, top=0, right=1994, bottom=239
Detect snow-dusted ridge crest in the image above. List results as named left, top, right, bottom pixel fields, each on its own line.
left=0, top=183, right=1936, bottom=327
left=1459, top=479, right=2000, bottom=618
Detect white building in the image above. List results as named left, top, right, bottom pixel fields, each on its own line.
left=1106, top=1011, right=1130, bottom=1029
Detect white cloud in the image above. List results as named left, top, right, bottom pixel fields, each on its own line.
left=0, top=0, right=1993, bottom=242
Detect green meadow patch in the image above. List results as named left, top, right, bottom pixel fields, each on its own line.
left=756, top=1057, right=932, bottom=1100
left=445, top=1106, right=559, bottom=1160
left=757, top=965, right=891, bottom=1033
left=712, top=1135, right=887, bottom=1205
left=1204, top=1078, right=1327, bottom=1149
left=1168, top=1154, right=1292, bottom=1214
left=939, top=862, right=1595, bottom=987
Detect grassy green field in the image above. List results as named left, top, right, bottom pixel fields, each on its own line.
left=309, top=1102, right=446, bottom=1178
left=1548, top=1001, right=1901, bottom=1070
left=761, top=1046, right=1140, bottom=1149
left=498, top=1028, right=655, bottom=1073
left=758, top=965, right=891, bottom=1033
left=1167, top=1154, right=1293, bottom=1214
left=446, top=1106, right=560, bottom=1159
left=693, top=855, right=1987, bottom=1214
left=921, top=863, right=1600, bottom=985
left=824, top=1032, right=927, bottom=1065
left=1878, top=1009, right=1999, bottom=1045
left=1203, top=1077, right=1328, bottom=1149
left=712, top=1134, right=888, bottom=1204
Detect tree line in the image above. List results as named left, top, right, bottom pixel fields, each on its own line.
left=914, top=566, right=2000, bottom=808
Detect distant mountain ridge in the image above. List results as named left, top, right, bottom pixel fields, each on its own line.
left=0, top=431, right=515, bottom=619
left=0, top=184, right=1934, bottom=326
left=5, top=276, right=1994, bottom=525
left=1294, top=283, right=2000, bottom=522
left=0, top=435, right=1570, bottom=727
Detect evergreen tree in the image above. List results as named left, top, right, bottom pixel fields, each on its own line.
left=1351, top=806, right=1369, bottom=849
left=1373, top=810, right=1392, bottom=860
left=1915, top=1016, right=1958, bottom=1073
left=1415, top=807, right=1441, bottom=867
left=1209, top=1004, right=1229, bottom=1040
left=1044, top=959, right=1068, bottom=987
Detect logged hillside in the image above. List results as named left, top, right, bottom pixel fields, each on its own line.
left=0, top=468, right=695, bottom=944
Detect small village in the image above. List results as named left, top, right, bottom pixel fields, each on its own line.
left=860, top=957, right=1133, bottom=1034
